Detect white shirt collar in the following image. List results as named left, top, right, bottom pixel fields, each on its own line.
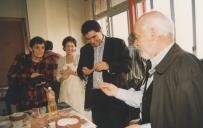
left=149, top=42, right=174, bottom=74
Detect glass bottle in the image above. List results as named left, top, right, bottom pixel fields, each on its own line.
left=47, top=87, right=58, bottom=116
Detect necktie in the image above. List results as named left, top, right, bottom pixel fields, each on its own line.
left=144, top=60, right=152, bottom=93
left=141, top=59, right=153, bottom=124
left=146, top=60, right=152, bottom=72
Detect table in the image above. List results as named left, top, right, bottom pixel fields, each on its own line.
left=0, top=103, right=96, bottom=128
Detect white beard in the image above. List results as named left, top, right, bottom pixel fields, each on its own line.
left=140, top=51, right=150, bottom=60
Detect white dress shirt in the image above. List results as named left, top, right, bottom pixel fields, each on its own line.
left=93, top=36, right=105, bottom=88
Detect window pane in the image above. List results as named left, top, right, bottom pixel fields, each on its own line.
left=137, top=3, right=144, bottom=17
left=153, top=0, right=171, bottom=18
left=112, top=11, right=129, bottom=45
left=97, top=17, right=108, bottom=36
left=146, top=0, right=152, bottom=12
left=174, top=0, right=193, bottom=53
left=111, top=0, right=126, bottom=7
left=95, top=0, right=107, bottom=15
left=195, top=0, right=203, bottom=59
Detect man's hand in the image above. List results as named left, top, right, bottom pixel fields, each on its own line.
left=125, top=124, right=140, bottom=128
left=99, top=82, right=118, bottom=97
left=31, top=72, right=41, bottom=78
left=94, top=61, right=109, bottom=72
left=82, top=67, right=94, bottom=76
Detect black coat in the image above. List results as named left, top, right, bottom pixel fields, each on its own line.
left=77, top=36, right=131, bottom=108
left=150, top=43, right=203, bottom=128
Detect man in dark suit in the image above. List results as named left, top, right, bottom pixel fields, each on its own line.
left=77, top=20, right=131, bottom=128
left=99, top=11, right=203, bottom=128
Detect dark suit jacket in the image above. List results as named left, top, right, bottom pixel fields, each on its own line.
left=150, top=43, right=203, bottom=128
left=77, top=36, right=131, bottom=108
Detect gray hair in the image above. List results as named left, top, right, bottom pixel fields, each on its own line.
left=141, top=11, right=175, bottom=40
left=128, top=32, right=136, bottom=41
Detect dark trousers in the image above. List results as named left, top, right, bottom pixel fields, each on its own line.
left=129, top=107, right=140, bottom=120
left=91, top=89, right=130, bottom=128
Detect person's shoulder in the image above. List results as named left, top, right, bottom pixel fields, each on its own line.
left=58, top=56, right=66, bottom=62
left=106, top=36, right=124, bottom=42
left=73, top=53, right=80, bottom=64
left=57, top=56, right=66, bottom=67
left=171, top=50, right=203, bottom=84
left=106, top=37, right=126, bottom=47
left=74, top=53, right=80, bottom=59
left=44, top=51, right=61, bottom=58
left=80, top=43, right=92, bottom=51
left=175, top=48, right=197, bottom=62
left=174, top=49, right=201, bottom=71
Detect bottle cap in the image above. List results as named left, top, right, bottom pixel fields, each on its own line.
left=48, top=87, right=52, bottom=90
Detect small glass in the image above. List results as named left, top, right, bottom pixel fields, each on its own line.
left=32, top=108, right=40, bottom=118
left=39, top=106, right=47, bottom=116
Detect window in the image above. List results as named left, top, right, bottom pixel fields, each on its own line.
left=151, top=0, right=203, bottom=58
left=174, top=0, right=193, bottom=53
left=136, top=2, right=144, bottom=17
left=97, top=17, right=108, bottom=36
left=94, top=0, right=107, bottom=15
left=146, top=0, right=152, bottom=12
left=153, top=0, right=171, bottom=18
left=93, top=0, right=129, bottom=45
left=111, top=11, right=129, bottom=44
left=111, top=0, right=126, bottom=7
left=93, top=0, right=203, bottom=58
left=195, top=0, right=203, bottom=59
left=153, top=0, right=194, bottom=54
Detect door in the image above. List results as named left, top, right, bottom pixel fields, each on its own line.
left=0, top=18, right=28, bottom=87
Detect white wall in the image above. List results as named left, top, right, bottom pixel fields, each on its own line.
left=45, top=0, right=70, bottom=55
left=26, top=0, right=93, bottom=55
left=26, top=0, right=48, bottom=40
left=68, top=0, right=85, bottom=53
